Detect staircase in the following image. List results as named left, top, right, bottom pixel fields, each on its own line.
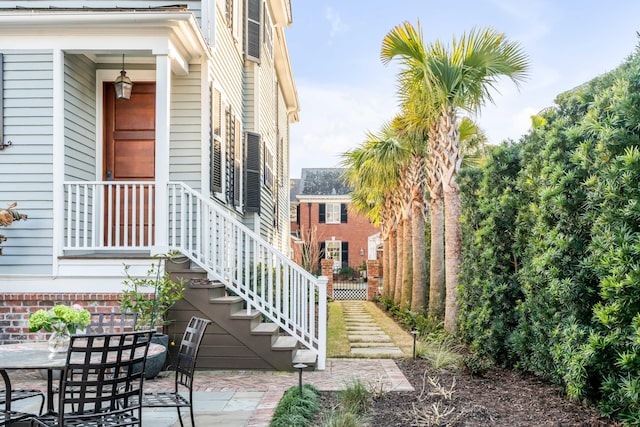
left=165, top=258, right=318, bottom=371
left=165, top=183, right=327, bottom=370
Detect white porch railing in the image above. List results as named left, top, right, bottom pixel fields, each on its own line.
left=63, top=180, right=327, bottom=369
left=64, top=181, right=155, bottom=251
left=167, top=182, right=327, bottom=370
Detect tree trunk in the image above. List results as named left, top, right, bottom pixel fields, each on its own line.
left=428, top=195, right=445, bottom=318
left=394, top=219, right=403, bottom=305
left=411, top=201, right=426, bottom=312
left=440, top=109, right=462, bottom=333
left=382, top=230, right=391, bottom=299
left=401, top=208, right=413, bottom=310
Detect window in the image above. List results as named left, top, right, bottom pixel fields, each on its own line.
left=325, top=240, right=342, bottom=271
left=263, top=145, right=273, bottom=190
left=325, top=203, right=341, bottom=224
left=319, top=203, right=348, bottom=224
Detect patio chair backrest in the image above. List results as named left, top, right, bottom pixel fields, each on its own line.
left=89, top=312, right=138, bottom=334
left=57, top=330, right=152, bottom=426
left=175, top=317, right=212, bottom=390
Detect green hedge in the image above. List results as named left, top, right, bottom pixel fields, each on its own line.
left=459, top=46, right=640, bottom=424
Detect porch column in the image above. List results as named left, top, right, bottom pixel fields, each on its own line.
left=153, top=53, right=171, bottom=255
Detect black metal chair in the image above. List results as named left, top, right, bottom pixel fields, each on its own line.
left=140, top=316, right=212, bottom=427
left=30, top=330, right=152, bottom=427
left=0, top=371, right=39, bottom=426
left=0, top=388, right=44, bottom=416
left=89, top=311, right=138, bottom=334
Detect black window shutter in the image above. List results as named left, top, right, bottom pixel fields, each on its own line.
left=211, top=139, right=222, bottom=193
left=296, top=205, right=300, bottom=225
left=244, top=132, right=261, bottom=213
left=319, top=204, right=326, bottom=223
left=340, top=203, right=348, bottom=223
left=245, top=0, right=261, bottom=63
left=342, top=242, right=349, bottom=268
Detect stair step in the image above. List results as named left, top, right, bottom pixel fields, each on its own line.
left=272, top=336, right=297, bottom=351
left=210, top=295, right=242, bottom=304
left=252, top=323, right=279, bottom=335
left=230, top=309, right=261, bottom=320
left=292, top=349, right=317, bottom=366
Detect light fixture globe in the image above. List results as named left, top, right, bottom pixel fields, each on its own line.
left=114, top=54, right=133, bottom=100
left=114, top=70, right=133, bottom=100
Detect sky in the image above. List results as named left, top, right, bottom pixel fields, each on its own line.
left=286, top=0, right=640, bottom=178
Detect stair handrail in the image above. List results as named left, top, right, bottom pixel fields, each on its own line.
left=167, top=182, right=327, bottom=370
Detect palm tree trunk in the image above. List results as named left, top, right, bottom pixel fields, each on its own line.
left=440, top=109, right=462, bottom=333
left=411, top=199, right=426, bottom=311
left=382, top=226, right=391, bottom=299
left=401, top=206, right=413, bottom=310
left=443, top=186, right=461, bottom=332
left=394, top=218, right=403, bottom=305
left=428, top=194, right=445, bottom=318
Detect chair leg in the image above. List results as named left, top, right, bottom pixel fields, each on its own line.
left=189, top=404, right=196, bottom=427
left=176, top=407, right=184, bottom=427
left=38, top=394, right=45, bottom=416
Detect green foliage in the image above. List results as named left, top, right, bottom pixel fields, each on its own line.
left=270, top=384, right=320, bottom=427
left=322, top=410, right=363, bottom=427
left=28, top=305, right=91, bottom=334
left=120, top=253, right=185, bottom=330
left=339, top=379, right=371, bottom=415
left=457, top=41, right=640, bottom=423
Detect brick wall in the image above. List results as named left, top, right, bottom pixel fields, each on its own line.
left=296, top=202, right=379, bottom=271
left=0, top=293, right=135, bottom=344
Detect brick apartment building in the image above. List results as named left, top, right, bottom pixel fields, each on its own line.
left=290, top=168, right=381, bottom=275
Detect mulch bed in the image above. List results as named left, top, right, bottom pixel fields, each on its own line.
left=316, top=358, right=618, bottom=426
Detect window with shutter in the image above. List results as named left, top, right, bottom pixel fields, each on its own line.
left=209, top=84, right=222, bottom=193
left=325, top=240, right=342, bottom=271
left=244, top=132, right=261, bottom=212
left=245, top=0, right=261, bottom=63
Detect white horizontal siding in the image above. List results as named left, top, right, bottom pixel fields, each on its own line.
left=170, top=63, right=202, bottom=191
left=0, top=53, right=53, bottom=273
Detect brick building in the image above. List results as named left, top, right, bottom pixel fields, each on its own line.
left=290, top=168, right=381, bottom=275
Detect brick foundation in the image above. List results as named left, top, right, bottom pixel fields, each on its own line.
left=0, top=293, right=133, bottom=344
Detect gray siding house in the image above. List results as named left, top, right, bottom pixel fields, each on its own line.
left=0, top=0, right=326, bottom=370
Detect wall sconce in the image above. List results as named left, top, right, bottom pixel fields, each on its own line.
left=359, top=248, right=365, bottom=256
left=114, top=54, right=133, bottom=100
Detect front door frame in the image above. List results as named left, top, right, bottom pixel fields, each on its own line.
left=96, top=63, right=171, bottom=255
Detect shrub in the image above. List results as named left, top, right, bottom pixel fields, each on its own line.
left=270, top=384, right=320, bottom=427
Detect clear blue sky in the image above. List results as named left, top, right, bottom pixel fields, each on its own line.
left=287, top=0, right=640, bottom=178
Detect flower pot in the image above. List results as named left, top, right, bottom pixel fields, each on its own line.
left=133, top=333, right=169, bottom=379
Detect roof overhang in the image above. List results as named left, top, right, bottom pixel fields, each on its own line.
left=0, top=8, right=212, bottom=75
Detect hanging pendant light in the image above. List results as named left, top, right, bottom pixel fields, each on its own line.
left=114, top=54, right=133, bottom=100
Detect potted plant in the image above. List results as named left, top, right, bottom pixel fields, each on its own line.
left=28, top=304, right=91, bottom=353
left=120, top=252, right=186, bottom=378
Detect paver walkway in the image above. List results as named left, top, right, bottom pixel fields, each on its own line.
left=341, top=300, right=405, bottom=357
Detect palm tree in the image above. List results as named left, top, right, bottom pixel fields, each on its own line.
left=341, top=125, right=407, bottom=303
left=382, top=22, right=529, bottom=332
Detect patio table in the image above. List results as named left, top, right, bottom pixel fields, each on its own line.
left=0, top=341, right=164, bottom=414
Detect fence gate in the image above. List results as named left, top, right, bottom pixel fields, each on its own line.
left=332, top=281, right=367, bottom=300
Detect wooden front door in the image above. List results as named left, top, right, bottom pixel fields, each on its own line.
left=103, top=82, right=156, bottom=247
